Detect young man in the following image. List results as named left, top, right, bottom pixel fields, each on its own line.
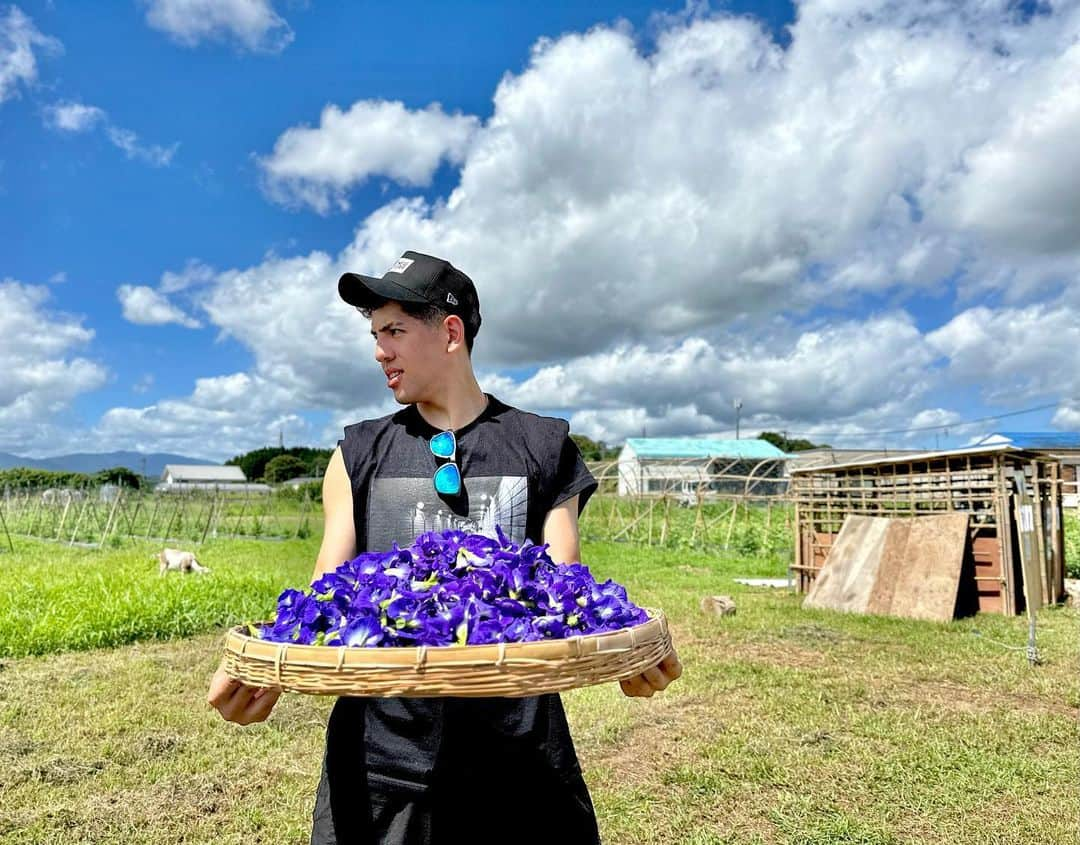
left=208, top=251, right=682, bottom=844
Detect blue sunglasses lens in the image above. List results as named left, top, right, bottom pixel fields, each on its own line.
left=433, top=462, right=461, bottom=495
left=430, top=430, right=456, bottom=458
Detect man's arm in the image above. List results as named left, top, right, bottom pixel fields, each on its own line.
left=542, top=494, right=682, bottom=698
left=208, top=446, right=358, bottom=724
left=310, top=446, right=358, bottom=582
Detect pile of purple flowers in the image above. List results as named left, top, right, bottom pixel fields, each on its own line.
left=257, top=526, right=648, bottom=648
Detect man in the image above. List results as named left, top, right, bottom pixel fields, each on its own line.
left=208, top=251, right=682, bottom=843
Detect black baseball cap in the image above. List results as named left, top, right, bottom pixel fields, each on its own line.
left=338, top=250, right=482, bottom=332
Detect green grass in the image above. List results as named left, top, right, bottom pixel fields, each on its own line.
left=0, top=536, right=313, bottom=658
left=0, top=537, right=1077, bottom=844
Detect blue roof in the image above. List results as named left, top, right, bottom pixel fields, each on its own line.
left=623, top=438, right=787, bottom=459
left=977, top=431, right=1080, bottom=450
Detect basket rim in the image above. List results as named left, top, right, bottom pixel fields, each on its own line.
left=224, top=606, right=668, bottom=670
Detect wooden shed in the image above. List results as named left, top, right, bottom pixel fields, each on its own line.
left=789, top=445, right=1066, bottom=616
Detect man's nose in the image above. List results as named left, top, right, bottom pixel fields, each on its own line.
left=375, top=343, right=390, bottom=363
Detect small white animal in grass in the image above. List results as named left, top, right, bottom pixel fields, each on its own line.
left=156, top=548, right=211, bottom=576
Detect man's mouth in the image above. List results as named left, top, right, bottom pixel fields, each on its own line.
left=385, top=369, right=403, bottom=388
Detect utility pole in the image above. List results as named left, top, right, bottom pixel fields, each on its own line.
left=279, top=428, right=284, bottom=450
left=733, top=399, right=743, bottom=439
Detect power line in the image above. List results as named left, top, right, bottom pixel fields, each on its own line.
left=771, top=401, right=1064, bottom=440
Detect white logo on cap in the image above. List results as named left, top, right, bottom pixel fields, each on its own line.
left=446, top=292, right=458, bottom=306
left=387, top=257, right=414, bottom=274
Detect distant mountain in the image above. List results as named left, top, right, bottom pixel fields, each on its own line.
left=0, top=451, right=219, bottom=477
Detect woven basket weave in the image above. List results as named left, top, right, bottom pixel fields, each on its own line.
left=221, top=608, right=670, bottom=698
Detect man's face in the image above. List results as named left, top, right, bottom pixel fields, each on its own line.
left=369, top=301, right=446, bottom=404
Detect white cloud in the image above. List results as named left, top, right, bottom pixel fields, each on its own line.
left=141, top=0, right=293, bottom=52
left=259, top=100, right=481, bottom=213
left=95, top=372, right=314, bottom=459
left=0, top=6, right=61, bottom=105
left=43, top=100, right=179, bottom=167
left=91, top=3, right=1080, bottom=452
left=927, top=302, right=1080, bottom=403
left=159, top=259, right=215, bottom=293
left=105, top=126, right=179, bottom=167
left=1052, top=402, right=1080, bottom=430
left=117, top=284, right=202, bottom=328
left=0, top=280, right=108, bottom=452
left=44, top=100, right=105, bottom=131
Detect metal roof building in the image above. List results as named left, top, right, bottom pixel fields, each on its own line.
left=615, top=437, right=787, bottom=497
left=160, top=464, right=247, bottom=484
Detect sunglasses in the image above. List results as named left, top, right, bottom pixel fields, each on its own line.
left=429, top=430, right=462, bottom=495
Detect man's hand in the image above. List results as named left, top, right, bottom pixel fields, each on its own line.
left=207, top=664, right=282, bottom=725
left=619, top=647, right=683, bottom=698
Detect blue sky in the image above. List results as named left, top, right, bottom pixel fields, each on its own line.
left=2, top=0, right=1079, bottom=460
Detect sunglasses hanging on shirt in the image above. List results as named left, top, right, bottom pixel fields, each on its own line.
left=429, top=430, right=462, bottom=496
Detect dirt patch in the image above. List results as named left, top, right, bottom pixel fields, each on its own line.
left=20, top=756, right=107, bottom=786
left=871, top=678, right=1078, bottom=719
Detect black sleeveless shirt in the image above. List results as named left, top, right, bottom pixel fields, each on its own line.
left=310, top=394, right=601, bottom=845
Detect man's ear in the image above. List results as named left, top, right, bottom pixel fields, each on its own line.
left=445, top=314, right=466, bottom=352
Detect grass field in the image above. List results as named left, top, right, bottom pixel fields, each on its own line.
left=0, top=536, right=1077, bottom=844
left=0, top=537, right=313, bottom=658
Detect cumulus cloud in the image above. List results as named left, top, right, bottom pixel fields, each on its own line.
left=259, top=100, right=481, bottom=213
left=0, top=6, right=60, bottom=105
left=927, top=303, right=1080, bottom=403
left=43, top=100, right=105, bottom=131
left=141, top=0, right=293, bottom=52
left=95, top=372, right=314, bottom=459
left=0, top=280, right=108, bottom=452
left=96, top=2, right=1080, bottom=452
left=117, top=284, right=202, bottom=328
left=43, top=100, right=178, bottom=167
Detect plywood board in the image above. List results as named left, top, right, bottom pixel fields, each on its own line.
left=803, top=515, right=891, bottom=614
left=805, top=513, right=971, bottom=622
left=872, top=513, right=969, bottom=623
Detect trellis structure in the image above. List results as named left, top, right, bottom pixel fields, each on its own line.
left=789, top=445, right=1066, bottom=615
left=583, top=456, right=791, bottom=551
left=0, top=485, right=315, bottom=548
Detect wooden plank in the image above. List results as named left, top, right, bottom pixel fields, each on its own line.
left=803, top=515, right=891, bottom=614
left=871, top=513, right=969, bottom=623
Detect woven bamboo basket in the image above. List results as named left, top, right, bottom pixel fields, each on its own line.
left=221, top=607, right=670, bottom=698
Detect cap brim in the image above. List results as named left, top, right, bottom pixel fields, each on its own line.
left=338, top=272, right=431, bottom=309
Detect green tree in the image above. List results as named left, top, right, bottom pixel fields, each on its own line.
left=227, top=446, right=333, bottom=480
left=94, top=466, right=141, bottom=489
left=264, top=454, right=309, bottom=483
left=757, top=431, right=828, bottom=453
left=571, top=434, right=620, bottom=461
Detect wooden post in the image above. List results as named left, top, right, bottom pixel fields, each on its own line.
left=55, top=494, right=72, bottom=541
left=144, top=494, right=161, bottom=540
left=68, top=492, right=91, bottom=545
left=0, top=501, right=13, bottom=552
left=1027, top=460, right=1050, bottom=606
left=101, top=488, right=123, bottom=545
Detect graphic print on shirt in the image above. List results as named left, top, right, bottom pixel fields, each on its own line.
left=366, top=475, right=528, bottom=550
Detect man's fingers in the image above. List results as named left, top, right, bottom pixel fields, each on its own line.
left=658, top=651, right=683, bottom=680
left=640, top=665, right=670, bottom=691
left=620, top=673, right=654, bottom=698
left=245, top=687, right=282, bottom=723
left=206, top=673, right=242, bottom=708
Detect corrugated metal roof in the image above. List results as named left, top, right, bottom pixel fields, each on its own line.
left=622, top=438, right=786, bottom=459
left=975, top=431, right=1080, bottom=450
left=161, top=464, right=247, bottom=482
left=789, top=443, right=1028, bottom=474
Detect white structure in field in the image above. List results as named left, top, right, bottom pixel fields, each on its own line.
left=616, top=438, right=787, bottom=498
left=157, top=464, right=270, bottom=493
